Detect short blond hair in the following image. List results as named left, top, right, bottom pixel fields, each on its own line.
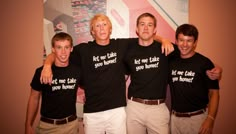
left=90, top=14, right=112, bottom=36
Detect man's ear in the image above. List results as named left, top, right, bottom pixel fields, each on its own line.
left=153, top=28, right=157, bottom=34
left=71, top=47, right=73, bottom=52
left=194, top=39, right=198, bottom=48
left=91, top=30, right=95, bottom=35
left=51, top=47, right=55, bottom=53
left=136, top=28, right=139, bottom=36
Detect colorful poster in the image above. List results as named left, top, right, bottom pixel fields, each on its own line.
left=43, top=0, right=189, bottom=117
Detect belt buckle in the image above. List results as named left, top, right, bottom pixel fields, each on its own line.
left=41, top=115, right=76, bottom=125
left=187, top=112, right=191, bottom=116
left=143, top=99, right=149, bottom=104
left=172, top=110, right=177, bottom=115
left=130, top=97, right=163, bottom=105
left=53, top=120, right=56, bottom=124
left=146, top=99, right=161, bottom=105
left=54, top=118, right=66, bottom=125
left=55, top=115, right=75, bottom=125
left=130, top=97, right=133, bottom=101
left=172, top=109, right=205, bottom=117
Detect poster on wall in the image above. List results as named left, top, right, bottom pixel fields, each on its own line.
left=43, top=0, right=189, bottom=118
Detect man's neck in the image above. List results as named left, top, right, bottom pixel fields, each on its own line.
left=180, top=51, right=196, bottom=59
left=138, top=38, right=154, bottom=46
left=96, top=39, right=110, bottom=46
left=54, top=61, right=69, bottom=67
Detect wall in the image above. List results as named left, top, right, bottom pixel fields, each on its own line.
left=1, top=0, right=235, bottom=133
left=190, top=1, right=236, bottom=133
left=1, top=0, right=43, bottom=134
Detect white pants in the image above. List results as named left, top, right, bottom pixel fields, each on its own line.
left=126, top=100, right=170, bottom=134
left=83, top=107, right=126, bottom=134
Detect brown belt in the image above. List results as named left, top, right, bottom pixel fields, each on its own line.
left=130, top=97, right=165, bottom=105
left=41, top=115, right=77, bottom=125
left=172, top=109, right=206, bottom=117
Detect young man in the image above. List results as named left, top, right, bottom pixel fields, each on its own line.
left=40, top=14, right=221, bottom=134
left=25, top=32, right=80, bottom=134
left=124, top=12, right=171, bottom=134
left=169, top=24, right=220, bottom=134
left=40, top=14, right=173, bottom=134
left=125, top=13, right=222, bottom=134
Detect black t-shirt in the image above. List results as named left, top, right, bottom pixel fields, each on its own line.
left=124, top=39, right=170, bottom=99
left=168, top=53, right=219, bottom=112
left=31, top=64, right=80, bottom=119
left=70, top=39, right=136, bottom=113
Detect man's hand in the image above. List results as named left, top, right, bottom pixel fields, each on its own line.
left=199, top=117, right=214, bottom=134
left=40, top=64, right=53, bottom=84
left=77, top=88, right=85, bottom=104
left=206, top=64, right=222, bottom=80
left=161, top=38, right=174, bottom=56
left=25, top=125, right=35, bottom=134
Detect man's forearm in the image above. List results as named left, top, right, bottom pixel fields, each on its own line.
left=153, top=34, right=174, bottom=56
left=40, top=53, right=55, bottom=84
left=25, top=90, right=40, bottom=127
left=44, top=53, right=55, bottom=66
left=153, top=34, right=165, bottom=43
left=207, top=90, right=220, bottom=120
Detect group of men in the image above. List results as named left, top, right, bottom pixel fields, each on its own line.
left=25, top=12, right=221, bottom=134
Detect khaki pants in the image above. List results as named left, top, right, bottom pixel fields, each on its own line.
left=36, top=119, right=79, bottom=134
left=170, top=111, right=207, bottom=134
left=126, top=100, right=170, bottom=134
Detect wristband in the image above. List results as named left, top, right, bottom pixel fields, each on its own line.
left=207, top=115, right=215, bottom=120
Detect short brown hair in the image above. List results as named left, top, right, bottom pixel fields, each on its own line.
left=51, top=32, right=73, bottom=47
left=136, top=12, right=157, bottom=27
left=176, top=24, right=199, bottom=42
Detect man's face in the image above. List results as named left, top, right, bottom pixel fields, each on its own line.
left=176, top=33, right=197, bottom=58
left=91, top=19, right=111, bottom=42
left=52, top=40, right=72, bottom=66
left=136, top=16, right=156, bottom=41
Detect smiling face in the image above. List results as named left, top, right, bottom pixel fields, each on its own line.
left=52, top=40, right=73, bottom=67
left=51, top=32, right=73, bottom=67
left=176, top=33, right=197, bottom=59
left=175, top=24, right=199, bottom=59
